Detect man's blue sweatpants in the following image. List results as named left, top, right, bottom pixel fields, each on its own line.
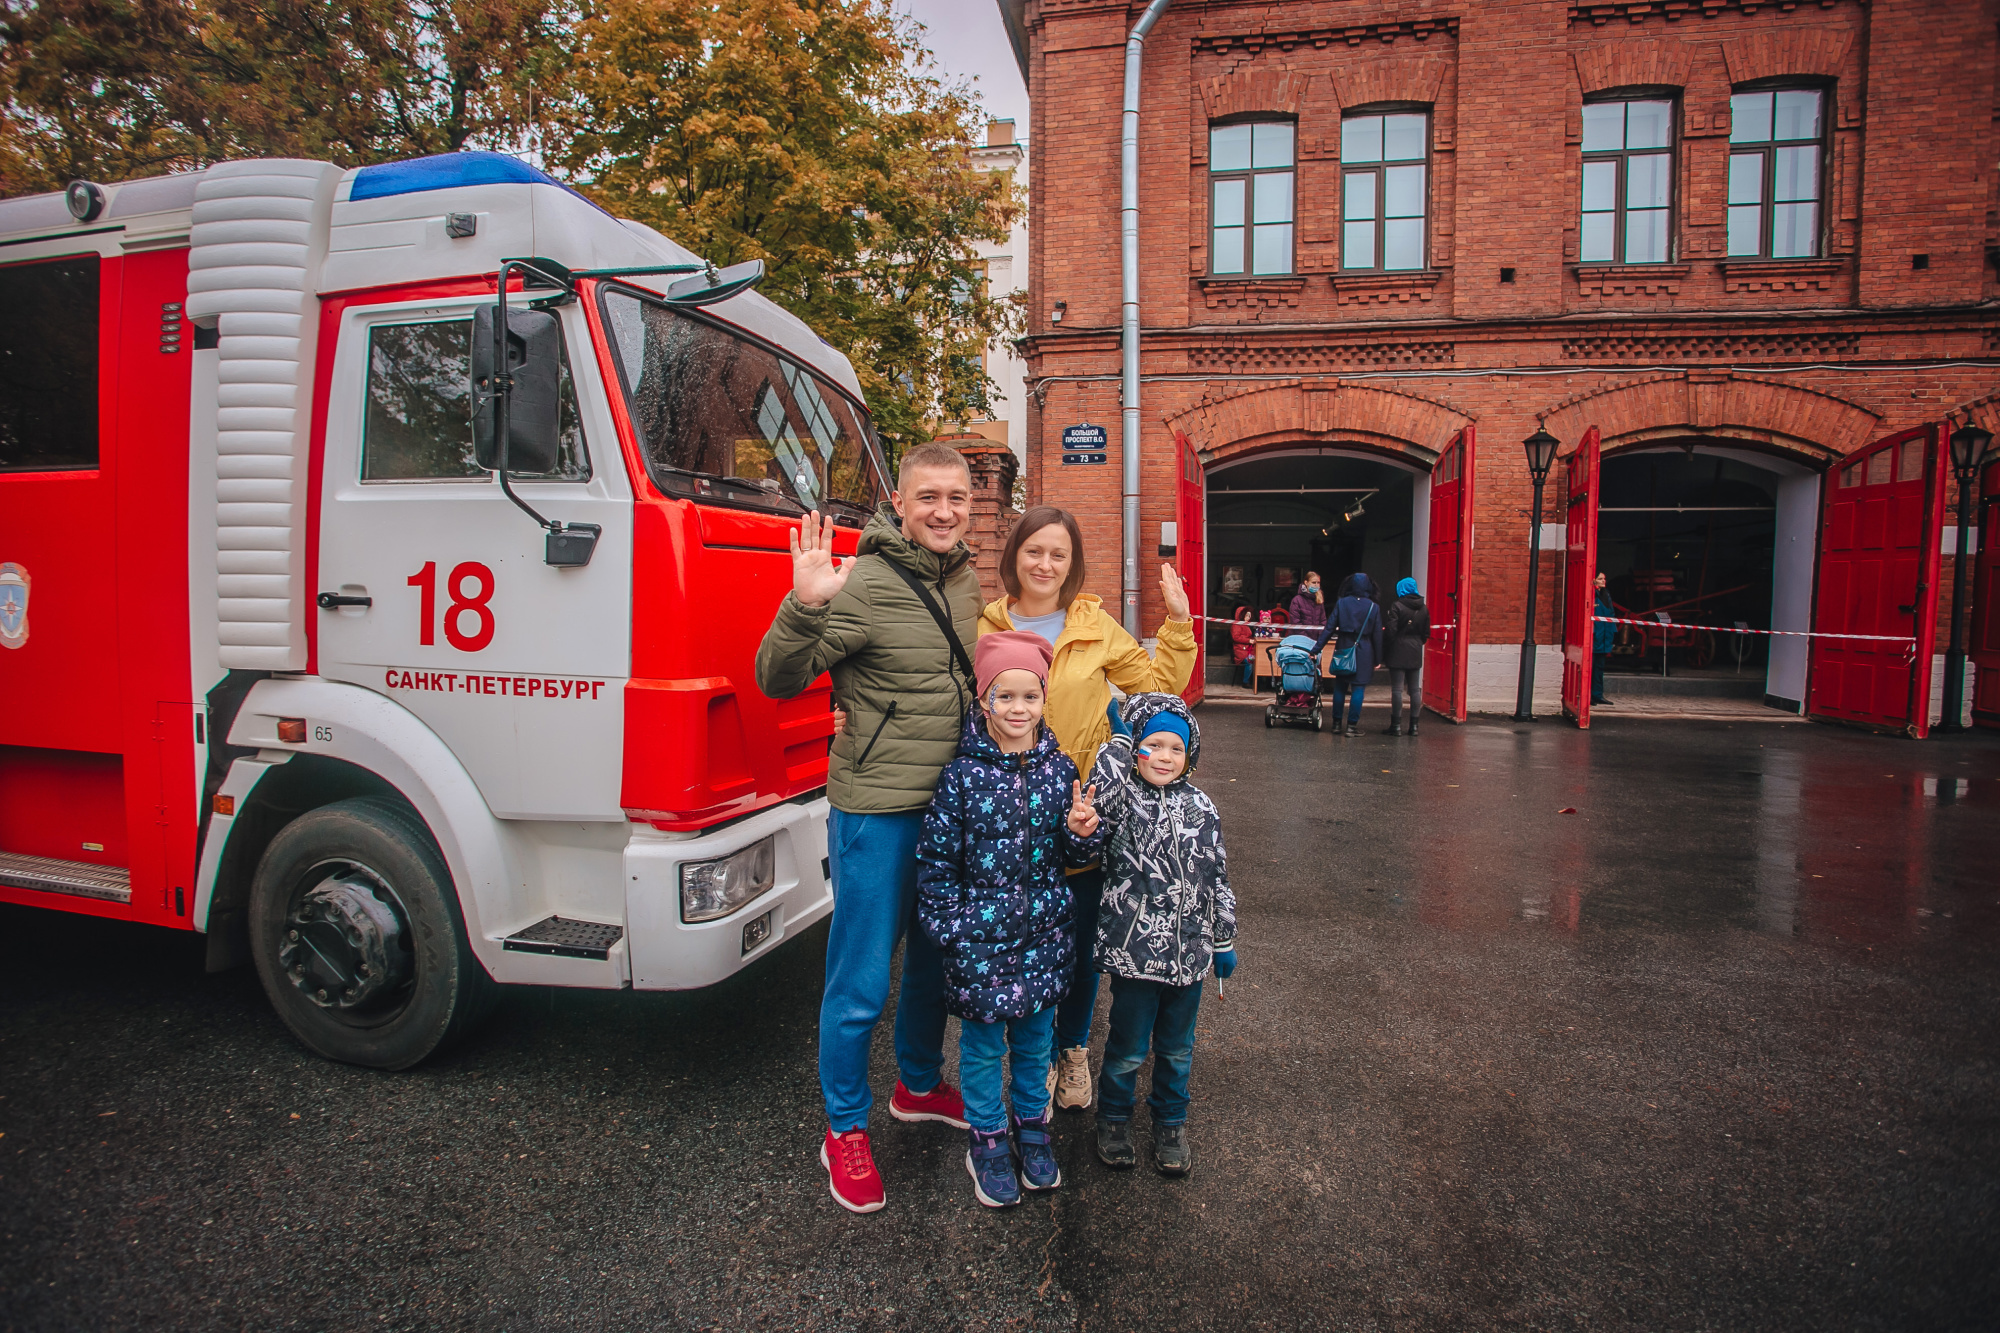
left=820, top=808, right=949, bottom=1133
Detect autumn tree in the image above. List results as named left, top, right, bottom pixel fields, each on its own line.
left=0, top=0, right=566, bottom=194
left=551, top=0, right=1020, bottom=455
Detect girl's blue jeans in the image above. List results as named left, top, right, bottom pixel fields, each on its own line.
left=1098, top=974, right=1203, bottom=1125
left=959, top=1006, right=1057, bottom=1133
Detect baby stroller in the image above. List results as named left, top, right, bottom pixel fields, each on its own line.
left=1264, top=634, right=1325, bottom=730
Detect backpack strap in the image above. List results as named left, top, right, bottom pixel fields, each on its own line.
left=881, top=555, right=976, bottom=696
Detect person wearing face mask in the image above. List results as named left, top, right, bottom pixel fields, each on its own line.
left=756, top=442, right=986, bottom=1215
left=977, top=506, right=1196, bottom=1116
left=1287, top=571, right=1327, bottom=629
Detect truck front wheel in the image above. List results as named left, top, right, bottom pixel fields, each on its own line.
left=248, top=796, right=495, bottom=1070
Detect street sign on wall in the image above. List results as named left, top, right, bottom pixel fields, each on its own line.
left=1062, top=423, right=1107, bottom=465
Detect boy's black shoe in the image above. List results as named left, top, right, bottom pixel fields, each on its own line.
left=1154, top=1123, right=1191, bottom=1177
left=1095, top=1118, right=1136, bottom=1169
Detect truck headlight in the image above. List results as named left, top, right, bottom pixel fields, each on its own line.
left=679, top=837, right=776, bottom=923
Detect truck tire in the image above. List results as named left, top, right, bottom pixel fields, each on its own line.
left=248, top=796, right=495, bottom=1070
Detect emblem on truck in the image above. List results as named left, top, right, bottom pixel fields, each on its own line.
left=0, top=563, right=27, bottom=649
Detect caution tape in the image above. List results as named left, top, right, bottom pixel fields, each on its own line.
left=1591, top=615, right=1914, bottom=645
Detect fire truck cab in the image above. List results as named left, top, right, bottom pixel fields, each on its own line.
left=0, top=154, right=880, bottom=1068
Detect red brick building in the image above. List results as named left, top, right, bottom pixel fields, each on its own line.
left=997, top=0, right=2000, bottom=732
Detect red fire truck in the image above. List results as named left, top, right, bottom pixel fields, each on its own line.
left=0, top=153, right=880, bottom=1068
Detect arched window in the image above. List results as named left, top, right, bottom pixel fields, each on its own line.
left=1209, top=120, right=1296, bottom=276
left=1727, top=86, right=1827, bottom=259
left=1340, top=108, right=1430, bottom=272
left=1580, top=92, right=1678, bottom=265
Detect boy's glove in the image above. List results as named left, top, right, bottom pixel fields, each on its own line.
left=1213, top=948, right=1237, bottom=979
left=1105, top=698, right=1132, bottom=738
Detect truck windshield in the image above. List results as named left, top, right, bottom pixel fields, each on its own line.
left=600, top=287, right=888, bottom=522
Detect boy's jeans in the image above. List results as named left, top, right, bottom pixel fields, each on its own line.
left=1053, top=865, right=1105, bottom=1051
left=821, top=808, right=949, bottom=1133
left=1098, top=974, right=1203, bottom=1125
left=959, top=1006, right=1057, bottom=1133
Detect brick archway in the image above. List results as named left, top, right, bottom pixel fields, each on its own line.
left=1165, top=379, right=1473, bottom=466
left=1536, top=372, right=1879, bottom=467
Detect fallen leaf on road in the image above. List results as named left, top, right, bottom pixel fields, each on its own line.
left=1558, top=807, right=1577, bottom=814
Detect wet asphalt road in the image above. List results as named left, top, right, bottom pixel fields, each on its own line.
left=3, top=710, right=1998, bottom=1332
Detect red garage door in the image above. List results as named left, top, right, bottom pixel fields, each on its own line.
left=1560, top=428, right=1602, bottom=728
left=1422, top=426, right=1475, bottom=722
left=1175, top=432, right=1205, bottom=707
left=1971, top=455, right=1999, bottom=729
left=1808, top=424, right=1946, bottom=737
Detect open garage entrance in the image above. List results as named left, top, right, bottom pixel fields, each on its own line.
left=1590, top=444, right=1819, bottom=712
left=1560, top=425, right=1949, bottom=733
left=1193, top=436, right=1475, bottom=722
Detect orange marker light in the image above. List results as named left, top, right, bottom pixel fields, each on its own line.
left=276, top=718, right=308, bottom=743
left=212, top=794, right=236, bottom=816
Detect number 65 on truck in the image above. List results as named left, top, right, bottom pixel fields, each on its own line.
left=0, top=154, right=885, bottom=1068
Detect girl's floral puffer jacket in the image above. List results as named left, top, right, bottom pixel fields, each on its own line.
left=917, top=711, right=1103, bottom=1022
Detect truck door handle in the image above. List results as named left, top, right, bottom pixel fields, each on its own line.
left=316, top=592, right=373, bottom=609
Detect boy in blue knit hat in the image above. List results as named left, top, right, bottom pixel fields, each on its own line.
left=1084, top=691, right=1237, bottom=1176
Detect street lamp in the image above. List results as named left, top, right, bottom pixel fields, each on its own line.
left=1514, top=426, right=1564, bottom=721
left=1940, top=421, right=1993, bottom=731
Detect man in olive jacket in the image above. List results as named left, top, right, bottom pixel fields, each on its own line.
left=755, top=441, right=984, bottom=1215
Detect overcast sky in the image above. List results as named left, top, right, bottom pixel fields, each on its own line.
left=896, top=0, right=1029, bottom=133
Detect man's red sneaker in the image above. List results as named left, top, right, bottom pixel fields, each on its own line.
left=820, top=1128, right=886, bottom=1214
left=888, top=1079, right=970, bottom=1128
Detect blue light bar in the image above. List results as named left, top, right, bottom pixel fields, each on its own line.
left=351, top=151, right=581, bottom=203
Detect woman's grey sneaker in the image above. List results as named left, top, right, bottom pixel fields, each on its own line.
left=1095, top=1117, right=1136, bottom=1169
left=1154, top=1123, right=1192, bottom=1176
left=1054, top=1045, right=1093, bottom=1111
left=1012, top=1111, right=1062, bottom=1191
left=966, top=1128, right=1021, bottom=1207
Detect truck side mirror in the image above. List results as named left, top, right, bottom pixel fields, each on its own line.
left=471, top=305, right=562, bottom=475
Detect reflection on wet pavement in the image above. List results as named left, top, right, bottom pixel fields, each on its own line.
left=1198, top=710, right=2000, bottom=953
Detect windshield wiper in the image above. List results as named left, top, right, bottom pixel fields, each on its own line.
left=817, top=495, right=876, bottom=523
left=654, top=465, right=808, bottom=512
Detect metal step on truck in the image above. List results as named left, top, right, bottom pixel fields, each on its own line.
left=0, top=152, right=881, bottom=1068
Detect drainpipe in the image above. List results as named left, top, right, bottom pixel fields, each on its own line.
left=1120, top=0, right=1174, bottom=636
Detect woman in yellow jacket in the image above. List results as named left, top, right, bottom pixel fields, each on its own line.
left=977, top=505, right=1197, bottom=1111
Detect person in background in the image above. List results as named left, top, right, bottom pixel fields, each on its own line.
left=1382, top=576, right=1431, bottom=736
left=976, top=507, right=1196, bottom=1116
left=1287, top=571, right=1326, bottom=630
left=916, top=631, right=1103, bottom=1208
left=1592, top=571, right=1616, bottom=707
left=1230, top=607, right=1257, bottom=688
left=1311, top=573, right=1383, bottom=738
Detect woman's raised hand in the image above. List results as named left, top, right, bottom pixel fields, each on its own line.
left=1159, top=562, right=1192, bottom=622
left=1067, top=780, right=1100, bottom=838
left=789, top=511, right=852, bottom=607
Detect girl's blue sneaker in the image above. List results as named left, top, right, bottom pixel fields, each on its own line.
left=1012, top=1111, right=1062, bottom=1191
left=966, top=1128, right=1020, bottom=1208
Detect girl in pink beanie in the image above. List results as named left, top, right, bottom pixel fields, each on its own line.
left=917, top=630, right=1103, bottom=1207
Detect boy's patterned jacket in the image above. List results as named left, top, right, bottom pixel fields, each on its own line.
left=917, top=711, right=1104, bottom=1022
left=1087, top=692, right=1236, bottom=987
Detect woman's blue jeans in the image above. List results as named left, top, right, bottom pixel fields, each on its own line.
left=959, top=1005, right=1057, bottom=1133
left=820, top=808, right=949, bottom=1133
left=1329, top=677, right=1366, bottom=723
left=1098, top=974, right=1204, bottom=1125
left=1053, top=866, right=1105, bottom=1051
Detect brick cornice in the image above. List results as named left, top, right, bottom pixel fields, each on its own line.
left=1192, top=17, right=1459, bottom=56
left=1570, top=0, right=1866, bottom=25
left=1536, top=369, right=1880, bottom=460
